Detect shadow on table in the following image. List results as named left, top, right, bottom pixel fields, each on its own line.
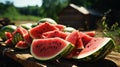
left=27, top=57, right=118, bottom=67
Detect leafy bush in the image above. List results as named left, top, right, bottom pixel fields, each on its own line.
left=102, top=16, right=120, bottom=52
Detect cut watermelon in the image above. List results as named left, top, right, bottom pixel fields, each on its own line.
left=42, top=30, right=68, bottom=39
left=66, top=30, right=79, bottom=45
left=4, top=38, right=13, bottom=46
left=29, top=22, right=58, bottom=39
left=72, top=37, right=115, bottom=62
left=5, top=32, right=12, bottom=39
left=31, top=37, right=74, bottom=61
left=12, top=27, right=32, bottom=45
left=79, top=32, right=93, bottom=46
left=76, top=38, right=84, bottom=49
left=65, top=30, right=85, bottom=58
left=84, top=31, right=96, bottom=37
left=54, top=24, right=66, bottom=31
left=15, top=41, right=29, bottom=49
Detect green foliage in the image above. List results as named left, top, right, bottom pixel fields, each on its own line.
left=102, top=16, right=120, bottom=52
left=41, top=0, right=69, bottom=21
left=0, top=2, right=41, bottom=21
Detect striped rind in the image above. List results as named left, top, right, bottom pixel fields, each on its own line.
left=31, top=39, right=74, bottom=61
left=72, top=38, right=115, bottom=62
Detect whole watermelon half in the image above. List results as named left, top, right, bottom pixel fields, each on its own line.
left=31, top=37, right=74, bottom=61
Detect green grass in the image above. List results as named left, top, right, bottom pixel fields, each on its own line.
left=0, top=14, right=41, bottom=21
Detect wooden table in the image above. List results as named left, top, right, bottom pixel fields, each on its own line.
left=0, top=42, right=120, bottom=67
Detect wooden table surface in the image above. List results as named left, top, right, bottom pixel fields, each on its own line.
left=0, top=42, right=120, bottom=67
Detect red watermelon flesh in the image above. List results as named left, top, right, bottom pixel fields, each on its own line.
left=79, top=32, right=93, bottom=46
left=31, top=37, right=73, bottom=60
left=15, top=41, right=29, bottom=49
left=5, top=32, right=12, bottom=39
left=66, top=30, right=79, bottom=45
left=13, top=27, right=32, bottom=45
left=84, top=31, right=96, bottom=37
left=42, top=30, right=68, bottom=39
left=72, top=38, right=112, bottom=58
left=65, top=30, right=82, bottom=58
left=29, top=22, right=59, bottom=39
left=76, top=38, right=84, bottom=49
left=54, top=24, right=66, bottom=31
left=4, top=38, right=13, bottom=45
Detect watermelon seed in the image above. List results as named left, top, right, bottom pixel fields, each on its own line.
left=39, top=45, right=58, bottom=53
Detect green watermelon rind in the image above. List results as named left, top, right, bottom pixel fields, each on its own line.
left=72, top=38, right=115, bottom=62
left=15, top=41, right=29, bottom=49
left=20, top=23, right=33, bottom=30
left=64, top=27, right=76, bottom=32
left=91, top=39, right=115, bottom=61
left=12, top=33, right=24, bottom=45
left=15, top=44, right=29, bottom=49
left=31, top=39, right=74, bottom=61
left=0, top=25, right=17, bottom=41
left=38, top=18, right=57, bottom=24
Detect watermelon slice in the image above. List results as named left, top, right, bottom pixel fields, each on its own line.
left=12, top=27, right=32, bottom=45
left=66, top=30, right=79, bottom=45
left=54, top=24, right=66, bottom=31
left=31, top=37, right=74, bottom=61
left=72, top=37, right=115, bottom=62
left=4, top=38, right=13, bottom=46
left=79, top=32, right=93, bottom=46
left=65, top=30, right=85, bottom=58
left=29, top=22, right=59, bottom=39
left=5, top=32, right=12, bottom=39
left=42, top=30, right=68, bottom=39
left=15, top=41, right=29, bottom=49
left=84, top=31, right=96, bottom=37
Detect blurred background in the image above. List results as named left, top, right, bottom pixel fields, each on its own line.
left=0, top=0, right=120, bottom=67
left=0, top=0, right=120, bottom=30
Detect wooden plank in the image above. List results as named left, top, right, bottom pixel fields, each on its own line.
left=0, top=42, right=120, bottom=67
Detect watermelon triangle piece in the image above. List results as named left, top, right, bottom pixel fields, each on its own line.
left=29, top=22, right=59, bottom=39
left=31, top=37, right=74, bottom=61
left=4, top=38, right=13, bottom=46
left=15, top=41, right=29, bottom=49
left=65, top=30, right=82, bottom=58
left=84, top=31, right=96, bottom=37
left=42, top=30, right=68, bottom=39
left=76, top=38, right=84, bottom=49
left=54, top=24, right=66, bottom=31
left=12, top=27, right=32, bottom=45
left=72, top=37, right=115, bottom=62
left=79, top=32, right=93, bottom=46
left=5, top=32, right=13, bottom=39
left=65, top=30, right=79, bottom=46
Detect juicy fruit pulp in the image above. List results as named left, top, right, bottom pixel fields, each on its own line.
left=1, top=18, right=115, bottom=62
left=72, top=37, right=115, bottom=61
left=29, top=22, right=58, bottom=39
left=0, top=25, right=17, bottom=41
left=31, top=38, right=74, bottom=61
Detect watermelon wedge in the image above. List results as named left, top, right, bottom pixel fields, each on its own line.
left=42, top=30, right=68, bottom=39
left=31, top=37, right=74, bottom=61
left=72, top=37, right=115, bottom=62
left=29, top=22, right=58, bottom=39
left=15, top=41, right=29, bottom=49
